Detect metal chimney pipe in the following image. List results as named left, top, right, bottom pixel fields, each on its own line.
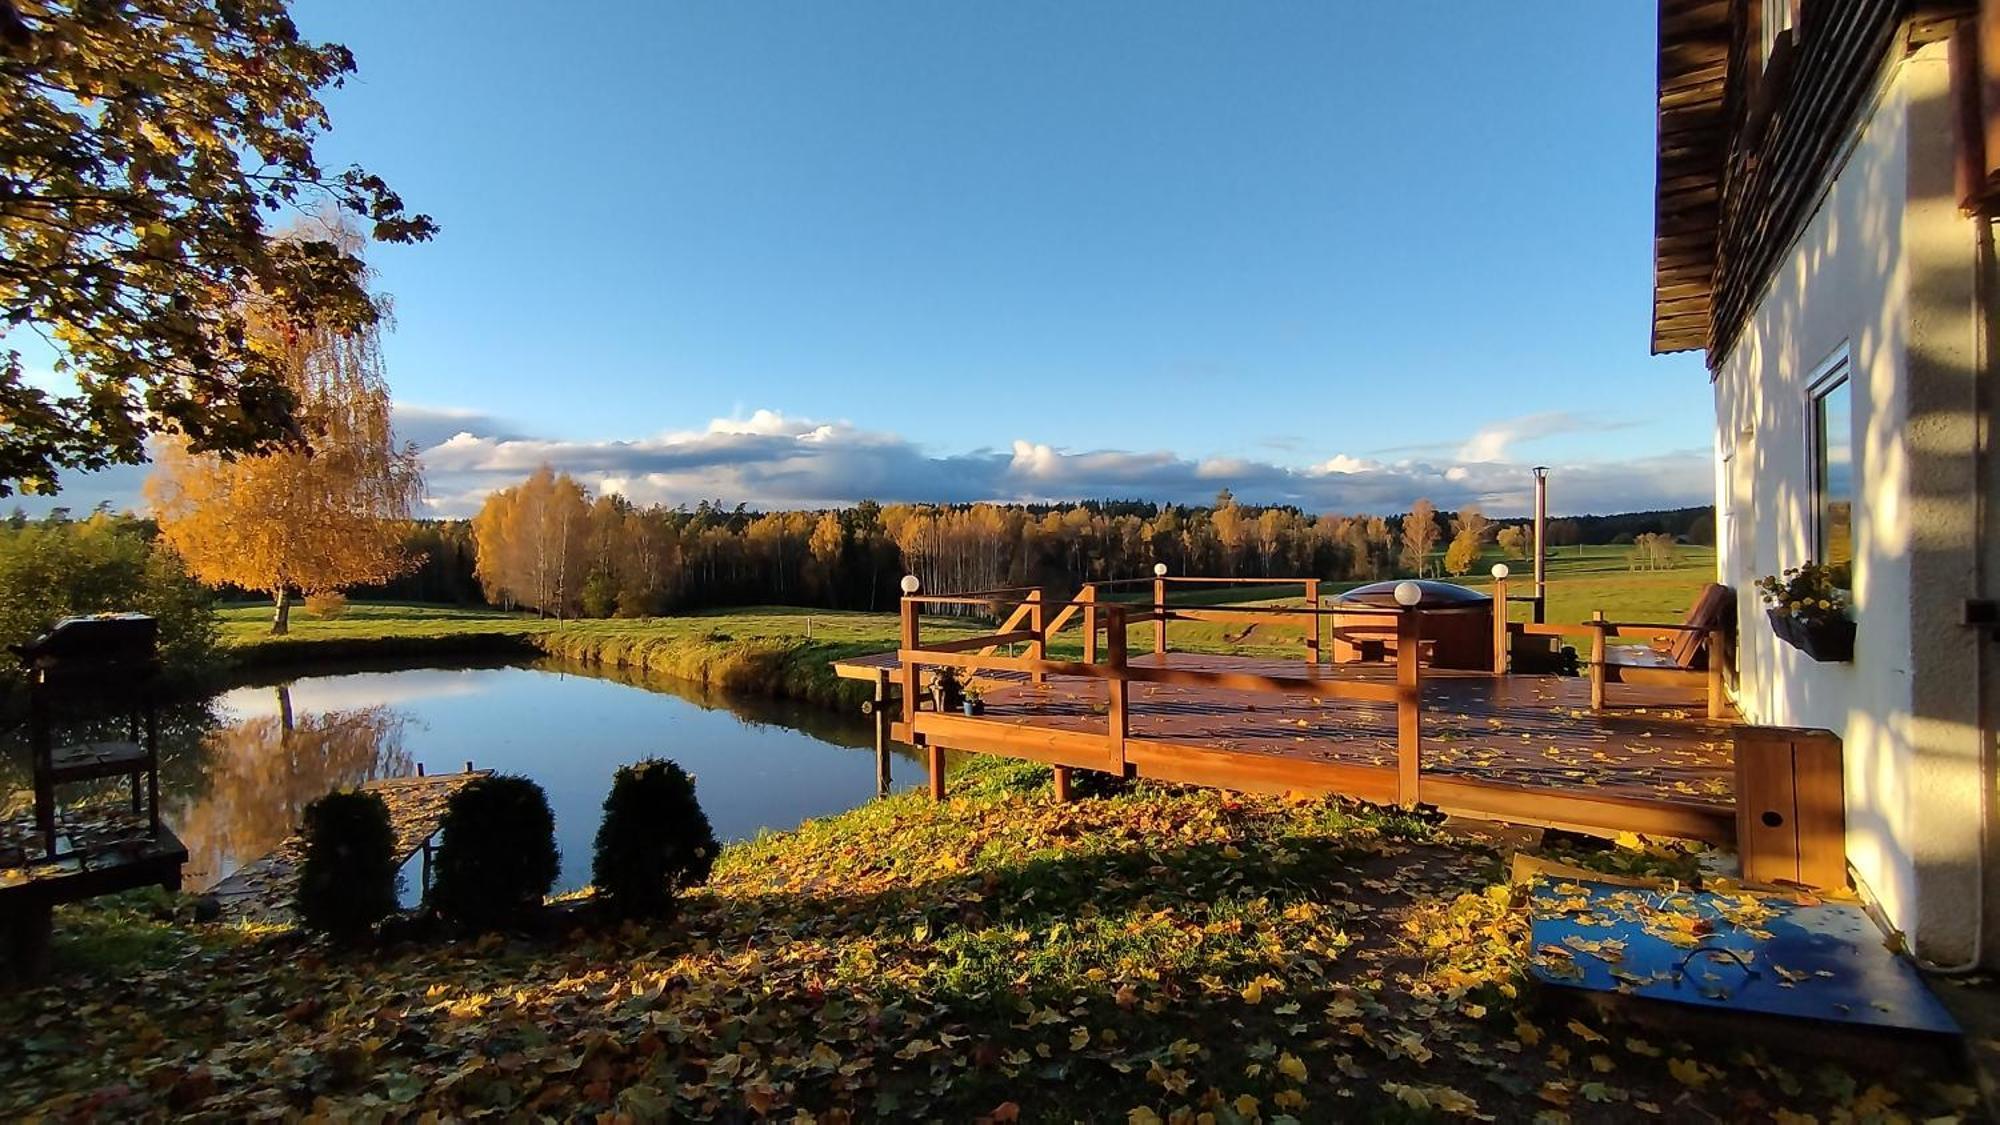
left=1532, top=466, right=1549, bottom=623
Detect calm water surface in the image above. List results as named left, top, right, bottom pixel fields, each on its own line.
left=4, top=660, right=921, bottom=892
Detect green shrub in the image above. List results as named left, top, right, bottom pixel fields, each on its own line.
left=591, top=758, right=717, bottom=918
left=294, top=790, right=399, bottom=941
left=0, top=513, right=219, bottom=689
left=430, top=775, right=559, bottom=929
left=579, top=572, right=618, bottom=619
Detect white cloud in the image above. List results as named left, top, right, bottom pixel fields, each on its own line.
left=1453, top=410, right=1630, bottom=463
left=13, top=403, right=1713, bottom=520
left=410, top=406, right=1712, bottom=518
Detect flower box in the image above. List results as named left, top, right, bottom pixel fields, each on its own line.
left=1766, top=608, right=1855, bottom=662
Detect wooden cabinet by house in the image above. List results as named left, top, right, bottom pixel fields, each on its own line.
left=1734, top=726, right=1846, bottom=889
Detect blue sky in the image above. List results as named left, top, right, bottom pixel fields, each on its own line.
left=26, top=1, right=1715, bottom=517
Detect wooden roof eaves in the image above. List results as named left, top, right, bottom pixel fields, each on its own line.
left=1650, top=0, right=1733, bottom=358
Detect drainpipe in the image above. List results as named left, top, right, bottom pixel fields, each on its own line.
left=1923, top=17, right=1996, bottom=974
left=1934, top=207, right=1997, bottom=974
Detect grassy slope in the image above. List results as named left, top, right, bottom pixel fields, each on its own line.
left=219, top=546, right=1717, bottom=699
left=1, top=757, right=1969, bottom=1121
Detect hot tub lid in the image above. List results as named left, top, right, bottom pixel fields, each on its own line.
left=1335, top=580, right=1491, bottom=608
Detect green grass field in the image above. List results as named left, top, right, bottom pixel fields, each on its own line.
left=218, top=543, right=1718, bottom=701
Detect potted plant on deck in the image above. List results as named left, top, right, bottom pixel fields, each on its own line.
left=1756, top=562, right=1855, bottom=662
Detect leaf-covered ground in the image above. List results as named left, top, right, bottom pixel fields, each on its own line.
left=0, top=758, right=1977, bottom=1122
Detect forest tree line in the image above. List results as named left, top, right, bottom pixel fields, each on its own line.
left=358, top=467, right=1716, bottom=619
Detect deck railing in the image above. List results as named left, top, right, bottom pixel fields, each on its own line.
left=896, top=584, right=1428, bottom=803
left=888, top=579, right=1736, bottom=842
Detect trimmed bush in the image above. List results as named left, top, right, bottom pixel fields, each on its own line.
left=430, top=775, right=559, bottom=930
left=295, top=790, right=399, bottom=941
left=592, top=758, right=718, bottom=919
left=304, top=590, right=349, bottom=619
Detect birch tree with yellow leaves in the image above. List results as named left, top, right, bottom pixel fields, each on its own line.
left=147, top=224, right=424, bottom=634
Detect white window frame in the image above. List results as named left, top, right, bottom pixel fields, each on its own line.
left=1805, top=344, right=1852, bottom=572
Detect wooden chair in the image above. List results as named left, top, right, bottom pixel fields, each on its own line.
left=1584, top=582, right=1735, bottom=719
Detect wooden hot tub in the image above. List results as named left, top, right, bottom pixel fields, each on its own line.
left=1328, top=580, right=1493, bottom=670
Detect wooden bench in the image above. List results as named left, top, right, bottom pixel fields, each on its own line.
left=1584, top=582, right=1735, bottom=720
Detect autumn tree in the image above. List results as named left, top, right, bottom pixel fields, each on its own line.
left=470, top=465, right=589, bottom=617
left=1496, top=525, right=1529, bottom=560
left=1451, top=504, right=1490, bottom=544
left=1444, top=529, right=1482, bottom=576
left=1400, top=499, right=1440, bottom=578
left=148, top=224, right=424, bottom=634
left=808, top=511, right=843, bottom=604
left=1628, top=532, right=1677, bottom=571
left=0, top=0, right=434, bottom=496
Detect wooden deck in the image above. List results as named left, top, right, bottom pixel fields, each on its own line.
left=1, top=804, right=187, bottom=905
left=836, top=578, right=1747, bottom=843
left=2, top=804, right=187, bottom=982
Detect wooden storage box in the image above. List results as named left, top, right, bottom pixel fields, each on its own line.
left=1734, top=726, right=1846, bottom=889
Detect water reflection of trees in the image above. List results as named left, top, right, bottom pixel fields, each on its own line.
left=174, top=685, right=413, bottom=887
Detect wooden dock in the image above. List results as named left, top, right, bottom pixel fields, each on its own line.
left=837, top=577, right=1746, bottom=844
left=206, top=768, right=489, bottom=923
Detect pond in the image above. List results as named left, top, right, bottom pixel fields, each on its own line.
left=2, top=660, right=928, bottom=894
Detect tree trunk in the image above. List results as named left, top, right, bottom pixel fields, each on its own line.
left=272, top=589, right=291, bottom=635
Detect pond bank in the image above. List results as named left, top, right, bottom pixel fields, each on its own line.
left=226, top=619, right=874, bottom=711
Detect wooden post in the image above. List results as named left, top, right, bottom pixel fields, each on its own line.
left=1304, top=579, right=1321, bottom=669
left=1027, top=589, right=1046, bottom=686
left=901, top=597, right=940, bottom=800
left=900, top=595, right=921, bottom=728
left=1706, top=627, right=1727, bottom=720
left=1492, top=578, right=1509, bottom=675
left=144, top=702, right=159, bottom=833
left=1589, top=611, right=1608, bottom=711
left=29, top=672, right=54, bottom=855
left=1052, top=766, right=1073, bottom=803
left=1532, top=467, right=1549, bottom=622
left=874, top=669, right=892, bottom=797
left=3, top=904, right=53, bottom=985
left=1395, top=608, right=1422, bottom=806
left=1081, top=584, right=1099, bottom=664
left=1107, top=605, right=1129, bottom=775
left=1153, top=576, right=1169, bottom=657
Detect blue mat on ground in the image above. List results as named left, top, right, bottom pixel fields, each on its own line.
left=1525, top=876, right=1958, bottom=1035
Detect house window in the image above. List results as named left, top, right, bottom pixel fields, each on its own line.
left=1810, top=356, right=1852, bottom=586
left=1762, top=0, right=1797, bottom=66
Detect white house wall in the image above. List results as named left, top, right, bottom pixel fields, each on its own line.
left=1713, top=42, right=1991, bottom=966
